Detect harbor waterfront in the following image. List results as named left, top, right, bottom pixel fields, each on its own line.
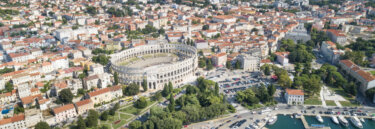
left=267, top=115, right=375, bottom=129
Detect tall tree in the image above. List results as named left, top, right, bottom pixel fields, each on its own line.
left=294, top=63, right=303, bottom=75
left=267, top=84, right=276, bottom=97
left=86, top=110, right=99, bottom=127
left=215, top=83, right=219, bottom=95
left=168, top=81, right=173, bottom=94
left=77, top=116, right=86, bottom=129
left=135, top=97, right=148, bottom=109
left=129, top=120, right=142, bottom=129
left=100, top=111, right=109, bottom=121
left=123, top=83, right=140, bottom=96
left=226, top=61, right=232, bottom=69
left=264, top=65, right=271, bottom=75
left=198, top=57, right=206, bottom=68
left=278, top=74, right=292, bottom=88
left=142, top=79, right=148, bottom=91
left=344, top=82, right=357, bottom=96
left=58, top=89, right=73, bottom=104
left=168, top=95, right=175, bottom=112
left=206, top=59, right=213, bottom=70
left=35, top=122, right=50, bottom=129
left=257, top=84, right=270, bottom=103
left=5, top=81, right=13, bottom=92
left=114, top=72, right=119, bottom=85
left=235, top=60, right=241, bottom=69
left=162, top=83, right=170, bottom=97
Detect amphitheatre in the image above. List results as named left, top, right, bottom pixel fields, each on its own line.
left=110, top=43, right=198, bottom=90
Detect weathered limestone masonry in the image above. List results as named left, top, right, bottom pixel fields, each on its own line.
left=110, top=43, right=198, bottom=90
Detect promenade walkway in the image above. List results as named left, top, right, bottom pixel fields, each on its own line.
left=300, top=115, right=331, bottom=129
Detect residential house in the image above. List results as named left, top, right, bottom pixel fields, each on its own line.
left=20, top=94, right=42, bottom=108
left=339, top=60, right=375, bottom=94
left=212, top=53, right=227, bottom=67
left=0, top=114, right=26, bottom=129
left=8, top=52, right=31, bottom=63
left=74, top=99, right=94, bottom=115
left=195, top=40, right=209, bottom=49
left=51, top=56, right=69, bottom=70
left=86, top=86, right=122, bottom=105
left=326, top=29, right=347, bottom=46
left=53, top=104, right=77, bottom=123
left=274, top=52, right=290, bottom=66
left=212, top=15, right=236, bottom=23
left=285, top=89, right=304, bottom=105
left=320, top=41, right=344, bottom=64
left=0, top=92, right=16, bottom=104
left=83, top=75, right=99, bottom=90
left=238, top=55, right=260, bottom=72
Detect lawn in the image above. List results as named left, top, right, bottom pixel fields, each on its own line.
left=370, top=71, right=375, bottom=75
left=100, top=112, right=133, bottom=129
left=326, top=86, right=362, bottom=107
left=304, top=97, right=322, bottom=105
left=120, top=100, right=156, bottom=115
left=325, top=100, right=337, bottom=106
left=339, top=101, right=360, bottom=107
left=120, top=106, right=142, bottom=115
left=326, top=86, right=355, bottom=101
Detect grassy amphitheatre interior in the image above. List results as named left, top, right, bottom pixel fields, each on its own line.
left=117, top=53, right=179, bottom=68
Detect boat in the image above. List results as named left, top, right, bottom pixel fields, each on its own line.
left=372, top=116, right=375, bottom=121
left=268, top=116, right=278, bottom=125
left=360, top=118, right=365, bottom=123
left=350, top=116, right=363, bottom=128
left=338, top=115, right=349, bottom=126
left=294, top=113, right=301, bottom=118
left=331, top=115, right=339, bottom=124
left=316, top=115, right=324, bottom=123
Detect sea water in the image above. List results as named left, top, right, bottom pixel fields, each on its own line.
left=266, top=115, right=375, bottom=129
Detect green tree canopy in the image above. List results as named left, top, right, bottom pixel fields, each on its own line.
left=123, top=83, right=140, bottom=96
left=142, top=79, right=148, bottom=91
left=86, top=110, right=99, bottom=127
left=135, top=97, right=148, bottom=109
left=129, top=120, right=142, bottom=129
left=77, top=116, right=86, bottom=129
left=35, top=122, right=50, bottom=129
left=58, top=89, right=73, bottom=104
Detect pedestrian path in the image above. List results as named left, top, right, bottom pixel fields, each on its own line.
left=320, top=88, right=327, bottom=107
left=334, top=100, right=342, bottom=107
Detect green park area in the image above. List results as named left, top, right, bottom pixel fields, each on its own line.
left=304, top=96, right=322, bottom=105
left=339, top=101, right=360, bottom=107
left=99, top=112, right=133, bottom=129
left=327, top=86, right=360, bottom=107
left=325, top=100, right=336, bottom=106
left=120, top=100, right=157, bottom=115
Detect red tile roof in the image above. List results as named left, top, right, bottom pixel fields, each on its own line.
left=88, top=88, right=110, bottom=97
left=0, top=114, right=25, bottom=125
left=286, top=89, right=304, bottom=96
left=75, top=99, right=92, bottom=107
left=88, top=85, right=122, bottom=97
left=53, top=104, right=75, bottom=114
left=340, top=60, right=375, bottom=82
left=21, top=94, right=42, bottom=104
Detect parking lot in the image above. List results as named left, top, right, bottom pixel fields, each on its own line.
left=205, top=68, right=271, bottom=101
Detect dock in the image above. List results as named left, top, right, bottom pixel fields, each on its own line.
left=299, top=115, right=331, bottom=129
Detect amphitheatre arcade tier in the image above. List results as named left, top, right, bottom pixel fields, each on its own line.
left=110, top=43, right=198, bottom=90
